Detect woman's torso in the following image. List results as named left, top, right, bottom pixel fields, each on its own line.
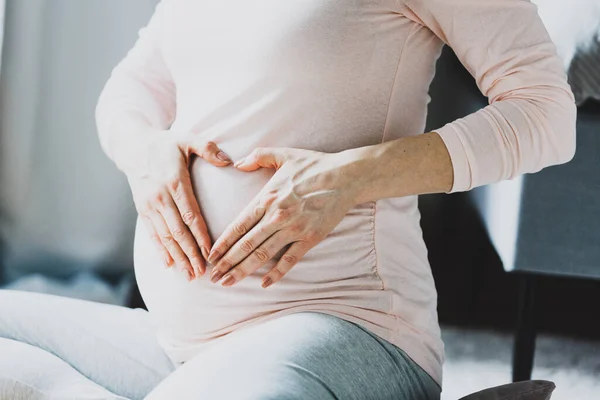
left=134, top=0, right=445, bottom=384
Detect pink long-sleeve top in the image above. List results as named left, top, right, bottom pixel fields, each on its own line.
left=96, top=0, right=576, bottom=385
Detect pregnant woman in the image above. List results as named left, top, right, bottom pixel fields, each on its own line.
left=0, top=0, right=576, bottom=399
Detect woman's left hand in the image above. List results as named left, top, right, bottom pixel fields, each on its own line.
left=207, top=146, right=370, bottom=288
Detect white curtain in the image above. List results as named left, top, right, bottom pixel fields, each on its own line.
left=0, top=1, right=158, bottom=279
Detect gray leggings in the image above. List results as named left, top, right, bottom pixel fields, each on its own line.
left=0, top=290, right=440, bottom=400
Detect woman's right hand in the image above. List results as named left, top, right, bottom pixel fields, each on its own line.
left=118, top=129, right=232, bottom=281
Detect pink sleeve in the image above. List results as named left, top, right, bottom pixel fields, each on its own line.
left=95, top=0, right=175, bottom=140
left=400, top=0, right=577, bottom=193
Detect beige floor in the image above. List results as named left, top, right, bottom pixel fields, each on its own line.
left=441, top=326, right=600, bottom=400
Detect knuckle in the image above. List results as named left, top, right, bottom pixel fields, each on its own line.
left=253, top=205, right=266, bottom=218
left=271, top=267, right=284, bottom=279
left=240, top=240, right=254, bottom=253
left=201, top=141, right=218, bottom=157
left=282, top=253, right=298, bottom=265
left=169, top=183, right=184, bottom=200
left=171, top=227, right=186, bottom=240
left=232, top=221, right=248, bottom=236
left=261, top=194, right=278, bottom=208
left=149, top=230, right=161, bottom=243
left=154, top=191, right=166, bottom=204
left=256, top=224, right=270, bottom=236
left=254, top=248, right=270, bottom=263
left=160, top=232, right=174, bottom=244
left=168, top=179, right=181, bottom=192
left=181, top=210, right=197, bottom=226
left=271, top=208, right=290, bottom=224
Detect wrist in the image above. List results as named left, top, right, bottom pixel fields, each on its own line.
left=337, top=142, right=392, bottom=205
left=343, top=133, right=454, bottom=203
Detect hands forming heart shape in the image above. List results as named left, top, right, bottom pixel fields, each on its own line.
left=126, top=130, right=367, bottom=288
left=207, top=146, right=363, bottom=288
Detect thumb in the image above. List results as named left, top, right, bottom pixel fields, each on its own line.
left=184, top=138, right=232, bottom=167
left=234, top=147, right=290, bottom=171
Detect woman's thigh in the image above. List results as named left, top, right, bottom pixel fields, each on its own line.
left=147, top=312, right=441, bottom=400
left=0, top=289, right=175, bottom=400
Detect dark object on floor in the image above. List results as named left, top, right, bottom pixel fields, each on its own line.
left=460, top=380, right=556, bottom=400
left=426, top=46, right=600, bottom=382
left=569, top=38, right=600, bottom=105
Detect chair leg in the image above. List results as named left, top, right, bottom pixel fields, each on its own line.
left=513, top=274, right=537, bottom=382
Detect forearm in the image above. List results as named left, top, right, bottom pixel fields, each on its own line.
left=347, top=132, right=454, bottom=204
left=95, top=1, right=175, bottom=173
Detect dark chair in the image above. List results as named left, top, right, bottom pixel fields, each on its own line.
left=426, top=46, right=600, bottom=382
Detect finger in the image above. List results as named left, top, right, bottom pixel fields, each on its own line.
left=168, top=173, right=211, bottom=275
left=159, top=195, right=204, bottom=279
left=261, top=242, right=311, bottom=288
left=209, top=220, right=278, bottom=283
left=234, top=147, right=290, bottom=172
left=150, top=211, right=194, bottom=281
left=207, top=202, right=266, bottom=265
left=151, top=211, right=195, bottom=281
left=141, top=215, right=173, bottom=268
left=220, top=232, right=291, bottom=287
left=187, top=139, right=232, bottom=167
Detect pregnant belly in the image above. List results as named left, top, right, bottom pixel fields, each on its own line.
left=133, top=155, right=383, bottom=344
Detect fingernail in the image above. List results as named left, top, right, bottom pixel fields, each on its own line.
left=233, top=158, right=246, bottom=168
left=164, top=257, right=173, bottom=268
left=187, top=271, right=195, bottom=282
left=207, top=250, right=221, bottom=264
left=262, top=277, right=273, bottom=288
left=201, top=246, right=210, bottom=261
left=210, top=269, right=224, bottom=283
left=221, top=274, right=235, bottom=287
left=216, top=151, right=231, bottom=163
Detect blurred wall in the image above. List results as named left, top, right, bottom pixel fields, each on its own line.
left=0, top=0, right=158, bottom=279
left=0, top=0, right=4, bottom=69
